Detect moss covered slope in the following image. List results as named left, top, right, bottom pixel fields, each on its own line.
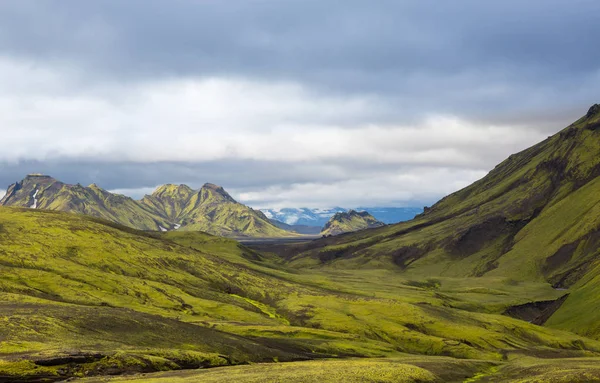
left=321, top=210, right=384, bottom=236
left=0, top=177, right=292, bottom=238
left=0, top=175, right=169, bottom=231
left=2, top=207, right=600, bottom=381
left=281, top=104, right=600, bottom=339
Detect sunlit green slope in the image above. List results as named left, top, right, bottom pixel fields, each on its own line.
left=0, top=175, right=169, bottom=230
left=0, top=177, right=292, bottom=238
left=153, top=183, right=293, bottom=238
left=321, top=210, right=384, bottom=236
left=281, top=104, right=600, bottom=339
left=1, top=206, right=599, bottom=381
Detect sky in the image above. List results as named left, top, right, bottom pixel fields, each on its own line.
left=0, top=0, right=599, bottom=208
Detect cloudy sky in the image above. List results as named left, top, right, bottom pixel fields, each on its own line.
left=0, top=0, right=599, bottom=208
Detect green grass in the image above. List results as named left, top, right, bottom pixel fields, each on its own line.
left=79, top=357, right=497, bottom=383
left=2, top=206, right=600, bottom=381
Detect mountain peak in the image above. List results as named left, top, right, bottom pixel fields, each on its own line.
left=23, top=174, right=55, bottom=183
left=202, top=182, right=224, bottom=190
left=200, top=183, right=236, bottom=203
left=152, top=183, right=194, bottom=197
left=587, top=104, right=600, bottom=119
left=322, top=210, right=384, bottom=236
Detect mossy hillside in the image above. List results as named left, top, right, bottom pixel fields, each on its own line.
left=141, top=184, right=196, bottom=221
left=3, top=207, right=600, bottom=381
left=79, top=357, right=498, bottom=383
left=321, top=210, right=385, bottom=236
left=0, top=177, right=294, bottom=238
left=0, top=175, right=170, bottom=231
left=278, top=106, right=600, bottom=339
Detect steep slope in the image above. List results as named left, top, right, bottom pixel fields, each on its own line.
left=280, top=104, right=600, bottom=339
left=140, top=183, right=196, bottom=221
left=141, top=183, right=293, bottom=238
left=0, top=174, right=169, bottom=230
left=321, top=210, right=385, bottom=236
left=0, top=177, right=292, bottom=238
left=2, top=207, right=600, bottom=381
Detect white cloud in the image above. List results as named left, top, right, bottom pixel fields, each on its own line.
left=0, top=56, right=552, bottom=207
left=232, top=167, right=487, bottom=209
left=0, top=189, right=6, bottom=200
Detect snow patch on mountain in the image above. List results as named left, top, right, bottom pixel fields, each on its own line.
left=30, top=189, right=39, bottom=209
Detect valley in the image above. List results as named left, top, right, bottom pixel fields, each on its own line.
left=2, top=105, right=600, bottom=382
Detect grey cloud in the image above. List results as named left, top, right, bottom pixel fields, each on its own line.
left=0, top=0, right=598, bottom=122
left=0, top=1, right=598, bottom=208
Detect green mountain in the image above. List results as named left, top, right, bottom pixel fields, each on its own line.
left=140, top=183, right=292, bottom=237
left=2, top=206, right=600, bottom=382
left=321, top=210, right=385, bottom=236
left=0, top=177, right=291, bottom=238
left=282, top=104, right=600, bottom=339
left=0, top=174, right=170, bottom=231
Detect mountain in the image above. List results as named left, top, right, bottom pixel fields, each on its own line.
left=0, top=177, right=291, bottom=238
left=321, top=210, right=385, bottom=236
left=141, top=183, right=292, bottom=238
left=2, top=206, right=599, bottom=382
left=0, top=174, right=170, bottom=230
left=261, top=207, right=421, bottom=227
left=281, top=104, right=600, bottom=340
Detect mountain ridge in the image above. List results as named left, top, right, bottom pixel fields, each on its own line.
left=0, top=176, right=291, bottom=238
left=277, top=104, right=600, bottom=339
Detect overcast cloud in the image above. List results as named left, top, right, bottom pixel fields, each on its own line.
left=0, top=0, right=598, bottom=208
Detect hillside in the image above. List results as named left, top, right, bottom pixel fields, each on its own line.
left=0, top=175, right=169, bottom=231
left=2, top=206, right=600, bottom=381
left=278, top=104, right=600, bottom=340
left=321, top=210, right=385, bottom=236
left=0, top=177, right=291, bottom=238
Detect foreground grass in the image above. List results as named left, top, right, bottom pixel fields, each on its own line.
left=79, top=357, right=496, bottom=383
left=74, top=356, right=600, bottom=383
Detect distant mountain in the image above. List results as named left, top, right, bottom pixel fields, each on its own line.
left=261, top=207, right=422, bottom=226
left=321, top=210, right=385, bottom=236
left=0, top=176, right=291, bottom=238
left=141, top=183, right=290, bottom=238
left=0, top=174, right=171, bottom=231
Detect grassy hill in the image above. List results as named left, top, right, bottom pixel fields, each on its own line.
left=0, top=177, right=292, bottom=238
left=271, top=104, right=600, bottom=341
left=321, top=210, right=385, bottom=236
left=2, top=206, right=600, bottom=381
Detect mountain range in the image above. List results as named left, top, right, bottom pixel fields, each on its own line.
left=0, top=175, right=290, bottom=238
left=261, top=206, right=422, bottom=227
